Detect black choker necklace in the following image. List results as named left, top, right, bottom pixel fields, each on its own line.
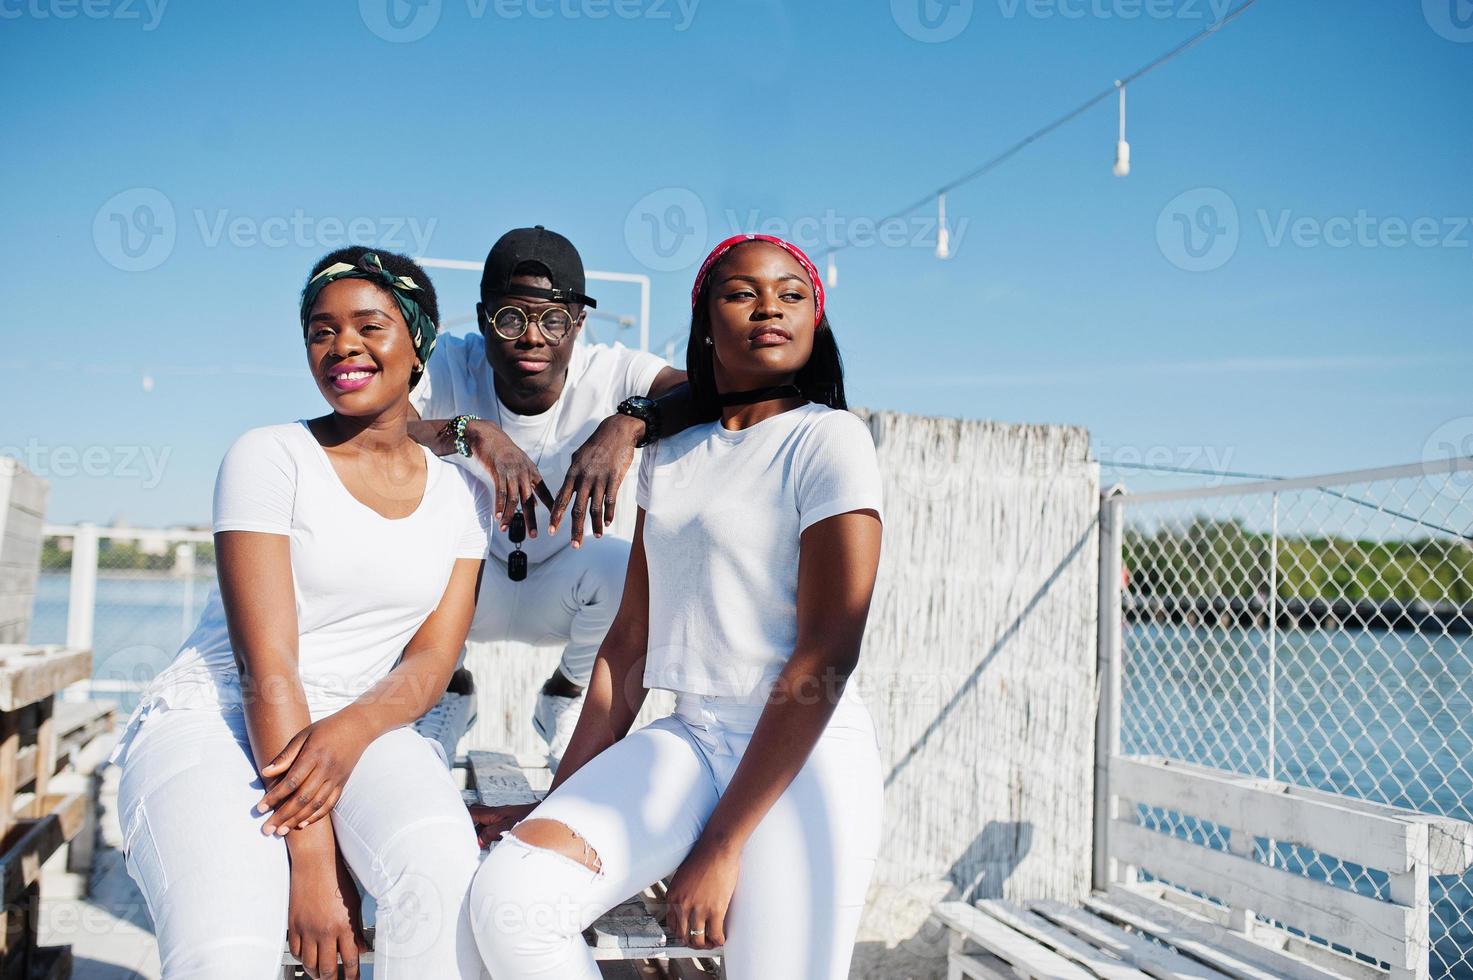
left=717, top=384, right=803, bottom=407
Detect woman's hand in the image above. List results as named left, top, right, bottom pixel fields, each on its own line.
left=256, top=712, right=374, bottom=835
left=664, top=837, right=741, bottom=951
left=288, top=850, right=367, bottom=979
left=468, top=802, right=538, bottom=848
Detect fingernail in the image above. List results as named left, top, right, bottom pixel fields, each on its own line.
left=263, top=824, right=276, bottom=834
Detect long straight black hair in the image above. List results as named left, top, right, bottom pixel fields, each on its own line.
left=686, top=249, right=848, bottom=423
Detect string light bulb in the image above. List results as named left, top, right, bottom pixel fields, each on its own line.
left=936, top=193, right=952, bottom=259
left=826, top=252, right=838, bottom=287
left=1113, top=82, right=1131, bottom=177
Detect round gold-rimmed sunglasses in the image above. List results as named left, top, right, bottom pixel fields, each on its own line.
left=483, top=304, right=578, bottom=344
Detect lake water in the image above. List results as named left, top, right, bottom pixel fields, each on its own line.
left=28, top=574, right=1473, bottom=975
left=1124, top=622, right=1473, bottom=977
left=29, top=572, right=210, bottom=711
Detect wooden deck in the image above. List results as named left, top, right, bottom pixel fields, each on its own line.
left=43, top=736, right=720, bottom=979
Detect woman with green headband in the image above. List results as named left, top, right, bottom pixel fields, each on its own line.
left=110, top=247, right=493, bottom=979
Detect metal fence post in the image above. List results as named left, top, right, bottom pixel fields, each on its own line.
left=175, top=541, right=195, bottom=644
left=1093, top=487, right=1125, bottom=892
left=65, top=523, right=98, bottom=652
left=1268, top=491, right=1279, bottom=784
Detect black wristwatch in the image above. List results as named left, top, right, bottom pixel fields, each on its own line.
left=616, top=395, right=662, bottom=448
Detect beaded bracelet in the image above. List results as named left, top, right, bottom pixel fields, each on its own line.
left=441, top=414, right=479, bottom=458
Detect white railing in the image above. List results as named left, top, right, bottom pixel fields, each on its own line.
left=41, top=523, right=213, bottom=704
left=1100, top=455, right=1473, bottom=978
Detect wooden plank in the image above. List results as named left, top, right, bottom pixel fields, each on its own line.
left=53, top=701, right=113, bottom=773
left=0, top=794, right=86, bottom=907
left=28, top=699, right=54, bottom=821
left=0, top=711, right=19, bottom=838
left=1112, top=754, right=1424, bottom=874
left=933, top=901, right=1096, bottom=980
left=666, top=958, right=723, bottom=979
left=1133, top=756, right=1473, bottom=876
left=949, top=949, right=1021, bottom=979
left=589, top=897, right=665, bottom=949
left=1084, top=892, right=1317, bottom=980
left=1029, top=902, right=1233, bottom=980
left=973, top=901, right=1150, bottom=980
left=1111, top=819, right=1412, bottom=968
left=0, top=461, right=48, bottom=517
left=0, top=650, right=91, bottom=713
left=53, top=701, right=113, bottom=744
left=466, top=750, right=544, bottom=807
left=1133, top=881, right=1389, bottom=980
left=1099, top=886, right=1370, bottom=980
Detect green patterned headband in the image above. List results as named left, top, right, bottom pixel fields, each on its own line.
left=300, top=252, right=438, bottom=390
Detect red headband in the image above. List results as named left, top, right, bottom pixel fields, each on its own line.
left=690, top=234, right=826, bottom=326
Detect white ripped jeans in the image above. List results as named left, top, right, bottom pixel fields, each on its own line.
left=113, top=704, right=485, bottom=979
left=468, top=693, right=884, bottom=979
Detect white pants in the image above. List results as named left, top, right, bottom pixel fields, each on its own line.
left=114, top=705, right=485, bottom=979
left=468, top=694, right=884, bottom=979
left=470, top=537, right=630, bottom=687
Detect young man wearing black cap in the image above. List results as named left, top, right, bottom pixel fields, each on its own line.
left=409, top=226, right=690, bottom=770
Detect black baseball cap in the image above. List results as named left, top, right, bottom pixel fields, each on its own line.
left=480, top=225, right=597, bottom=309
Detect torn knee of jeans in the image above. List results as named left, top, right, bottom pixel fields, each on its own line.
left=505, top=818, right=602, bottom=874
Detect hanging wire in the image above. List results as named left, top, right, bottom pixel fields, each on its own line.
left=816, top=0, right=1263, bottom=259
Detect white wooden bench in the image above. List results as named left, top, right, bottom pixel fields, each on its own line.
left=281, top=749, right=724, bottom=978
left=935, top=755, right=1473, bottom=980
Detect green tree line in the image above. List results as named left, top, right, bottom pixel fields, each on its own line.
left=41, top=537, right=216, bottom=573
left=1125, top=519, right=1473, bottom=604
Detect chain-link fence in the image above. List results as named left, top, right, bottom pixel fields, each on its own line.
left=32, top=524, right=213, bottom=711
left=1113, top=457, right=1473, bottom=977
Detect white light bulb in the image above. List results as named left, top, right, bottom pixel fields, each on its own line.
left=936, top=194, right=952, bottom=259
left=1113, top=83, right=1130, bottom=177
left=1114, top=139, right=1131, bottom=177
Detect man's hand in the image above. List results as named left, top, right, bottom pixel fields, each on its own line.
left=288, top=850, right=368, bottom=979
left=467, top=420, right=557, bottom=535
left=548, top=413, right=646, bottom=546
left=468, top=802, right=539, bottom=848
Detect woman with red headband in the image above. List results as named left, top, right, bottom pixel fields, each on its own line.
left=468, top=234, right=885, bottom=979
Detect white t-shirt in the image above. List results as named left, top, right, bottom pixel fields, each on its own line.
left=139, top=422, right=492, bottom=718
left=411, top=332, right=667, bottom=565
left=636, top=403, right=884, bottom=701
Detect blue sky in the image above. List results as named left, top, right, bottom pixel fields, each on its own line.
left=2, top=0, right=1470, bottom=525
